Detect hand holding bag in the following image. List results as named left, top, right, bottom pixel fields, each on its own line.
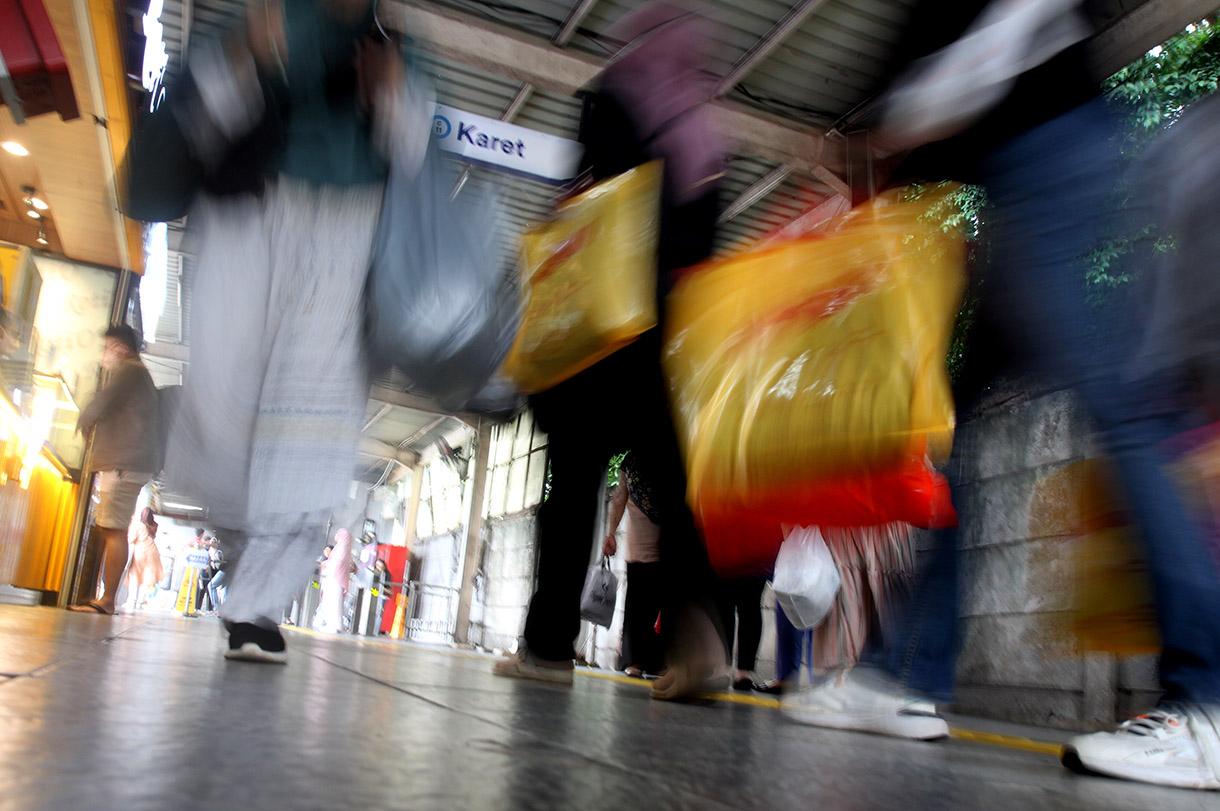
left=579, top=555, right=619, bottom=628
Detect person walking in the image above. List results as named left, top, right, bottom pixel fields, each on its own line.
left=493, top=2, right=728, bottom=699
left=123, top=0, right=432, bottom=662
left=782, top=0, right=1220, bottom=792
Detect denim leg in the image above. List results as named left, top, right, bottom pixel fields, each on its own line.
left=776, top=601, right=804, bottom=683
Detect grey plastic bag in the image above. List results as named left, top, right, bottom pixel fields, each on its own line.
left=579, top=556, right=618, bottom=628
left=365, top=140, right=518, bottom=410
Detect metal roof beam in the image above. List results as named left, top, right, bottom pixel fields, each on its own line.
left=386, top=0, right=832, bottom=175
left=554, top=0, right=600, bottom=47
left=714, top=0, right=830, bottom=97
left=719, top=164, right=793, bottom=223
left=1092, top=0, right=1219, bottom=77
left=358, top=437, right=420, bottom=466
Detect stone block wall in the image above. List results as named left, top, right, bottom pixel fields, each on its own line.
left=947, top=386, right=1158, bottom=730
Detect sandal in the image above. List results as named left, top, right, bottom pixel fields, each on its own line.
left=68, top=601, right=112, bottom=615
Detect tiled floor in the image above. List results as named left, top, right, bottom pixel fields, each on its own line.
left=0, top=605, right=1211, bottom=810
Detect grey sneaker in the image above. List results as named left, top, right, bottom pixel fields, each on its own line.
left=492, top=648, right=574, bottom=686
left=780, top=670, right=949, bottom=740
left=1063, top=705, right=1220, bottom=790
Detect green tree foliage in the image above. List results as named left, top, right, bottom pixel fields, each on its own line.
left=1104, top=19, right=1220, bottom=152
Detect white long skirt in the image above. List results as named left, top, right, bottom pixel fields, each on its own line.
left=166, top=177, right=382, bottom=627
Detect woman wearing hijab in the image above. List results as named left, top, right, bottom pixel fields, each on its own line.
left=315, top=528, right=356, bottom=633
left=494, top=1, right=728, bottom=699
left=123, top=0, right=432, bottom=663
left=126, top=507, right=166, bottom=611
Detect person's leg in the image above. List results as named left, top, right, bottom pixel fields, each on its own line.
left=520, top=427, right=606, bottom=662
left=775, top=601, right=803, bottom=684
left=633, top=563, right=666, bottom=675
left=626, top=334, right=729, bottom=698
left=94, top=527, right=128, bottom=614
left=734, top=576, right=767, bottom=674
left=714, top=580, right=737, bottom=668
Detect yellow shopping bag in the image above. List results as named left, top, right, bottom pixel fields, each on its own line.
left=502, top=162, right=663, bottom=393
left=664, top=185, right=966, bottom=514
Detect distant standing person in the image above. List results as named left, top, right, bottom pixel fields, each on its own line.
left=70, top=326, right=160, bottom=616
left=603, top=452, right=664, bottom=677
left=125, top=507, right=166, bottom=611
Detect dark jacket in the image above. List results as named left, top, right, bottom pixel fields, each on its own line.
left=77, top=359, right=161, bottom=473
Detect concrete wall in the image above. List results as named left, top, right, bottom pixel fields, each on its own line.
left=947, top=385, right=1159, bottom=730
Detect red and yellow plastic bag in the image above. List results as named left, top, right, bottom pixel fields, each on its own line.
left=665, top=185, right=966, bottom=529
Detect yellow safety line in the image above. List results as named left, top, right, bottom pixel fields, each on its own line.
left=949, top=729, right=1066, bottom=757
left=283, top=628, right=1066, bottom=757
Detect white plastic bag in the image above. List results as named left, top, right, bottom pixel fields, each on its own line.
left=772, top=526, right=841, bottom=630
left=579, top=556, right=618, bottom=628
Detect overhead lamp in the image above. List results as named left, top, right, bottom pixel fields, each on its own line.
left=35, top=227, right=47, bottom=246
left=26, top=210, right=40, bottom=220
left=21, top=186, right=47, bottom=213
left=1, top=141, right=28, bottom=156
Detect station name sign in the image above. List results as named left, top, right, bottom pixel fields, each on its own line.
left=432, top=104, right=582, bottom=185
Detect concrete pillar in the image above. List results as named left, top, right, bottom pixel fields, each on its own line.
left=403, top=463, right=424, bottom=551
left=453, top=420, right=491, bottom=645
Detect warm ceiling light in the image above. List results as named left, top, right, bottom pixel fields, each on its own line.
left=30, top=197, right=47, bottom=210
left=26, top=210, right=41, bottom=219
left=35, top=228, right=47, bottom=246
left=2, top=141, right=29, bottom=156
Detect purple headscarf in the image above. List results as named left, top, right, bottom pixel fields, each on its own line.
left=601, top=1, right=725, bottom=203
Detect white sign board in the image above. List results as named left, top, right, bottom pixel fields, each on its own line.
left=431, top=104, right=582, bottom=185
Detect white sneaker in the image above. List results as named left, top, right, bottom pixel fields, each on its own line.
left=780, top=670, right=950, bottom=740
left=1063, top=705, right=1220, bottom=790
left=492, top=648, right=574, bottom=686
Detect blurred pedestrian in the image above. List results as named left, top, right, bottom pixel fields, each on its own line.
left=123, top=0, right=432, bottom=662
left=783, top=0, right=1220, bottom=792
left=69, top=326, right=160, bottom=616
left=493, top=1, right=728, bottom=699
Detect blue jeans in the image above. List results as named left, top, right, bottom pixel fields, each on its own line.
left=878, top=100, right=1220, bottom=704
left=776, top=601, right=812, bottom=683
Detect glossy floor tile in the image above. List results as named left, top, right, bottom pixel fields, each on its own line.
left=0, top=606, right=1212, bottom=810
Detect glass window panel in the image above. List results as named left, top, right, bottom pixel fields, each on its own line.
left=488, top=465, right=509, bottom=518
left=512, top=414, right=531, bottom=458
left=506, top=457, right=528, bottom=514
left=417, top=499, right=433, bottom=538
left=444, top=483, right=464, bottom=531
left=524, top=449, right=547, bottom=508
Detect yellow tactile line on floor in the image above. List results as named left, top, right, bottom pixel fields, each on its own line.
left=281, top=627, right=1067, bottom=757
left=949, top=729, right=1066, bottom=757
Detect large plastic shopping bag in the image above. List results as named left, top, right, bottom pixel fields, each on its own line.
left=366, top=141, right=516, bottom=410
left=1062, top=458, right=1159, bottom=655
left=502, top=162, right=662, bottom=393
left=579, top=556, right=618, bottom=628
left=665, top=185, right=966, bottom=528
left=772, top=527, right=842, bottom=630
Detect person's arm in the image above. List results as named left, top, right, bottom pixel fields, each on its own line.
left=122, top=6, right=283, bottom=221
left=76, top=364, right=140, bottom=436
left=360, top=39, right=433, bottom=178
left=603, top=482, right=628, bottom=557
